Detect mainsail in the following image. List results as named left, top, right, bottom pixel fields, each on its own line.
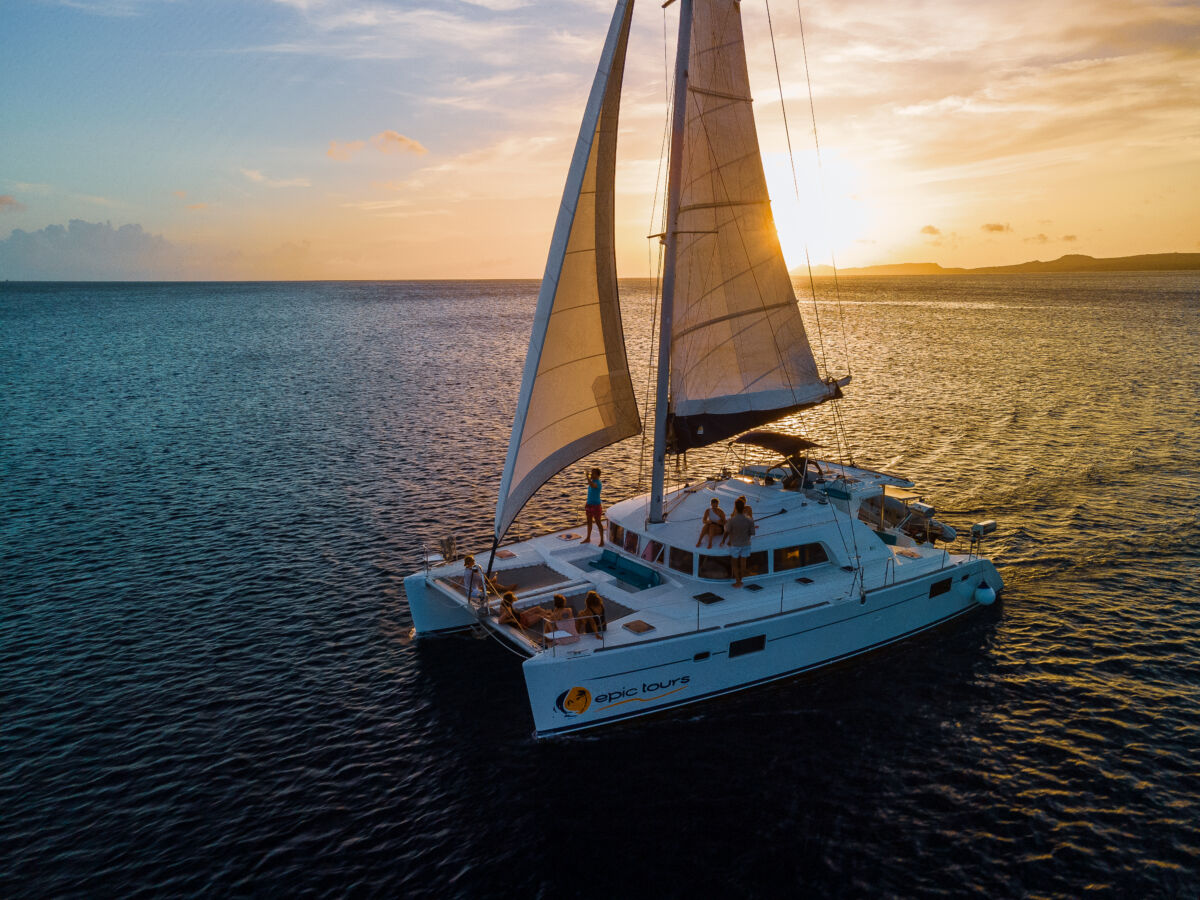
left=666, top=0, right=840, bottom=452
left=493, top=0, right=640, bottom=540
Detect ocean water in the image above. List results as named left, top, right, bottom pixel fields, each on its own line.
left=2, top=274, right=1198, bottom=897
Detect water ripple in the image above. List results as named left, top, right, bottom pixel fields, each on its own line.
left=2, top=275, right=1198, bottom=896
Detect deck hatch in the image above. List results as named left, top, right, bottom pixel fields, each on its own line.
left=693, top=591, right=724, bottom=604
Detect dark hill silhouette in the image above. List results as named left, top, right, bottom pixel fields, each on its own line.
left=794, top=252, right=1200, bottom=277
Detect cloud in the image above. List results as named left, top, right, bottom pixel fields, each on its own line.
left=1063, top=234, right=1078, bottom=242
left=0, top=218, right=325, bottom=280
left=458, top=0, right=531, bottom=9
left=0, top=195, right=25, bottom=213
left=370, top=130, right=427, bottom=155
left=240, top=168, right=310, bottom=188
left=328, top=131, right=426, bottom=161
left=172, top=190, right=187, bottom=199
left=0, top=219, right=188, bottom=279
left=47, top=0, right=158, bottom=17
left=1025, top=233, right=1050, bottom=243
left=187, top=203, right=208, bottom=211
left=981, top=223, right=1012, bottom=233
left=327, top=139, right=365, bottom=161
left=254, top=4, right=525, bottom=63
left=920, top=224, right=941, bottom=235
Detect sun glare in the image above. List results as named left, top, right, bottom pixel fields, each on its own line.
left=762, top=150, right=871, bottom=271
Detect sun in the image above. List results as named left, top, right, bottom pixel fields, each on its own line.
left=762, top=149, right=873, bottom=272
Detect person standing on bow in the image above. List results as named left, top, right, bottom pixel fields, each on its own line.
left=726, top=497, right=754, bottom=588
left=582, top=467, right=605, bottom=546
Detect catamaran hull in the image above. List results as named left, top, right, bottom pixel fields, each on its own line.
left=524, top=560, right=1002, bottom=738
left=404, top=572, right=478, bottom=634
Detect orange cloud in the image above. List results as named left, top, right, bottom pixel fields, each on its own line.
left=327, top=139, right=365, bottom=161
left=920, top=224, right=940, bottom=235
left=0, top=195, right=25, bottom=212
left=981, top=223, right=1012, bottom=233
left=187, top=203, right=208, bottom=211
left=370, top=130, right=427, bottom=155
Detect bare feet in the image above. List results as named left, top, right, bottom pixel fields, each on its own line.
left=580, top=537, right=589, bottom=543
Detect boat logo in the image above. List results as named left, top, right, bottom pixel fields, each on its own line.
left=556, top=687, right=592, bottom=717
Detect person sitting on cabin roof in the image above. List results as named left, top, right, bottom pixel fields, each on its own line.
left=696, top=497, right=726, bottom=548
left=577, top=590, right=607, bottom=635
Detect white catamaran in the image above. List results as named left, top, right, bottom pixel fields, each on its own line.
left=404, top=0, right=1003, bottom=738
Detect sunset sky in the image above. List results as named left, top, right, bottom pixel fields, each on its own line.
left=1, top=0, right=1197, bottom=280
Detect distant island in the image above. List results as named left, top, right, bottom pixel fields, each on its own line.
left=794, top=252, right=1200, bottom=278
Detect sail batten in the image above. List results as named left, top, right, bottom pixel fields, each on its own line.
left=493, top=0, right=640, bottom=539
left=666, top=0, right=839, bottom=453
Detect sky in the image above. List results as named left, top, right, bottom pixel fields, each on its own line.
left=1, top=0, right=1197, bottom=280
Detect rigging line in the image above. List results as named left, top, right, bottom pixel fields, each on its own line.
left=795, top=0, right=850, bottom=380
left=766, top=0, right=830, bottom=381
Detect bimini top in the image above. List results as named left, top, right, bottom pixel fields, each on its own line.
left=732, top=430, right=820, bottom=458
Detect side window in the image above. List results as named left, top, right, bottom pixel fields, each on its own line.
left=773, top=542, right=829, bottom=572
left=729, top=634, right=766, bottom=657
left=641, top=540, right=664, bottom=563
left=929, top=577, right=952, bottom=598
left=623, top=530, right=639, bottom=553
left=609, top=522, right=624, bottom=546
left=698, top=554, right=733, bottom=580
left=668, top=546, right=694, bottom=575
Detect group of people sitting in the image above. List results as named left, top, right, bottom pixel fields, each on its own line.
left=497, top=589, right=607, bottom=638
left=459, top=555, right=607, bottom=639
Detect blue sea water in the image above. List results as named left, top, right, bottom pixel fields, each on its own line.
left=2, top=274, right=1198, bottom=897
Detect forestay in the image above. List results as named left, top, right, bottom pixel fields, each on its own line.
left=494, top=0, right=641, bottom=540
left=668, top=0, right=840, bottom=452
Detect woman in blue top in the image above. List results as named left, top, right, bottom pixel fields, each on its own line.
left=582, top=467, right=605, bottom=546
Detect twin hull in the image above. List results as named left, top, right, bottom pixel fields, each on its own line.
left=407, top=560, right=1002, bottom=738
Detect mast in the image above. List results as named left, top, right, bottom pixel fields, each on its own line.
left=649, top=0, right=693, bottom=524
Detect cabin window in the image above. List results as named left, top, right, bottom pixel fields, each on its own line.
left=773, top=542, right=829, bottom=572
left=609, top=523, right=624, bottom=546
left=729, top=634, right=766, bottom=657
left=623, top=530, right=639, bottom=554
left=668, top=546, right=694, bottom=575
left=641, top=540, right=664, bottom=564
left=698, top=551, right=769, bottom=580
left=698, top=554, right=733, bottom=580
left=745, top=550, right=769, bottom=577
left=929, top=577, right=952, bottom=598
